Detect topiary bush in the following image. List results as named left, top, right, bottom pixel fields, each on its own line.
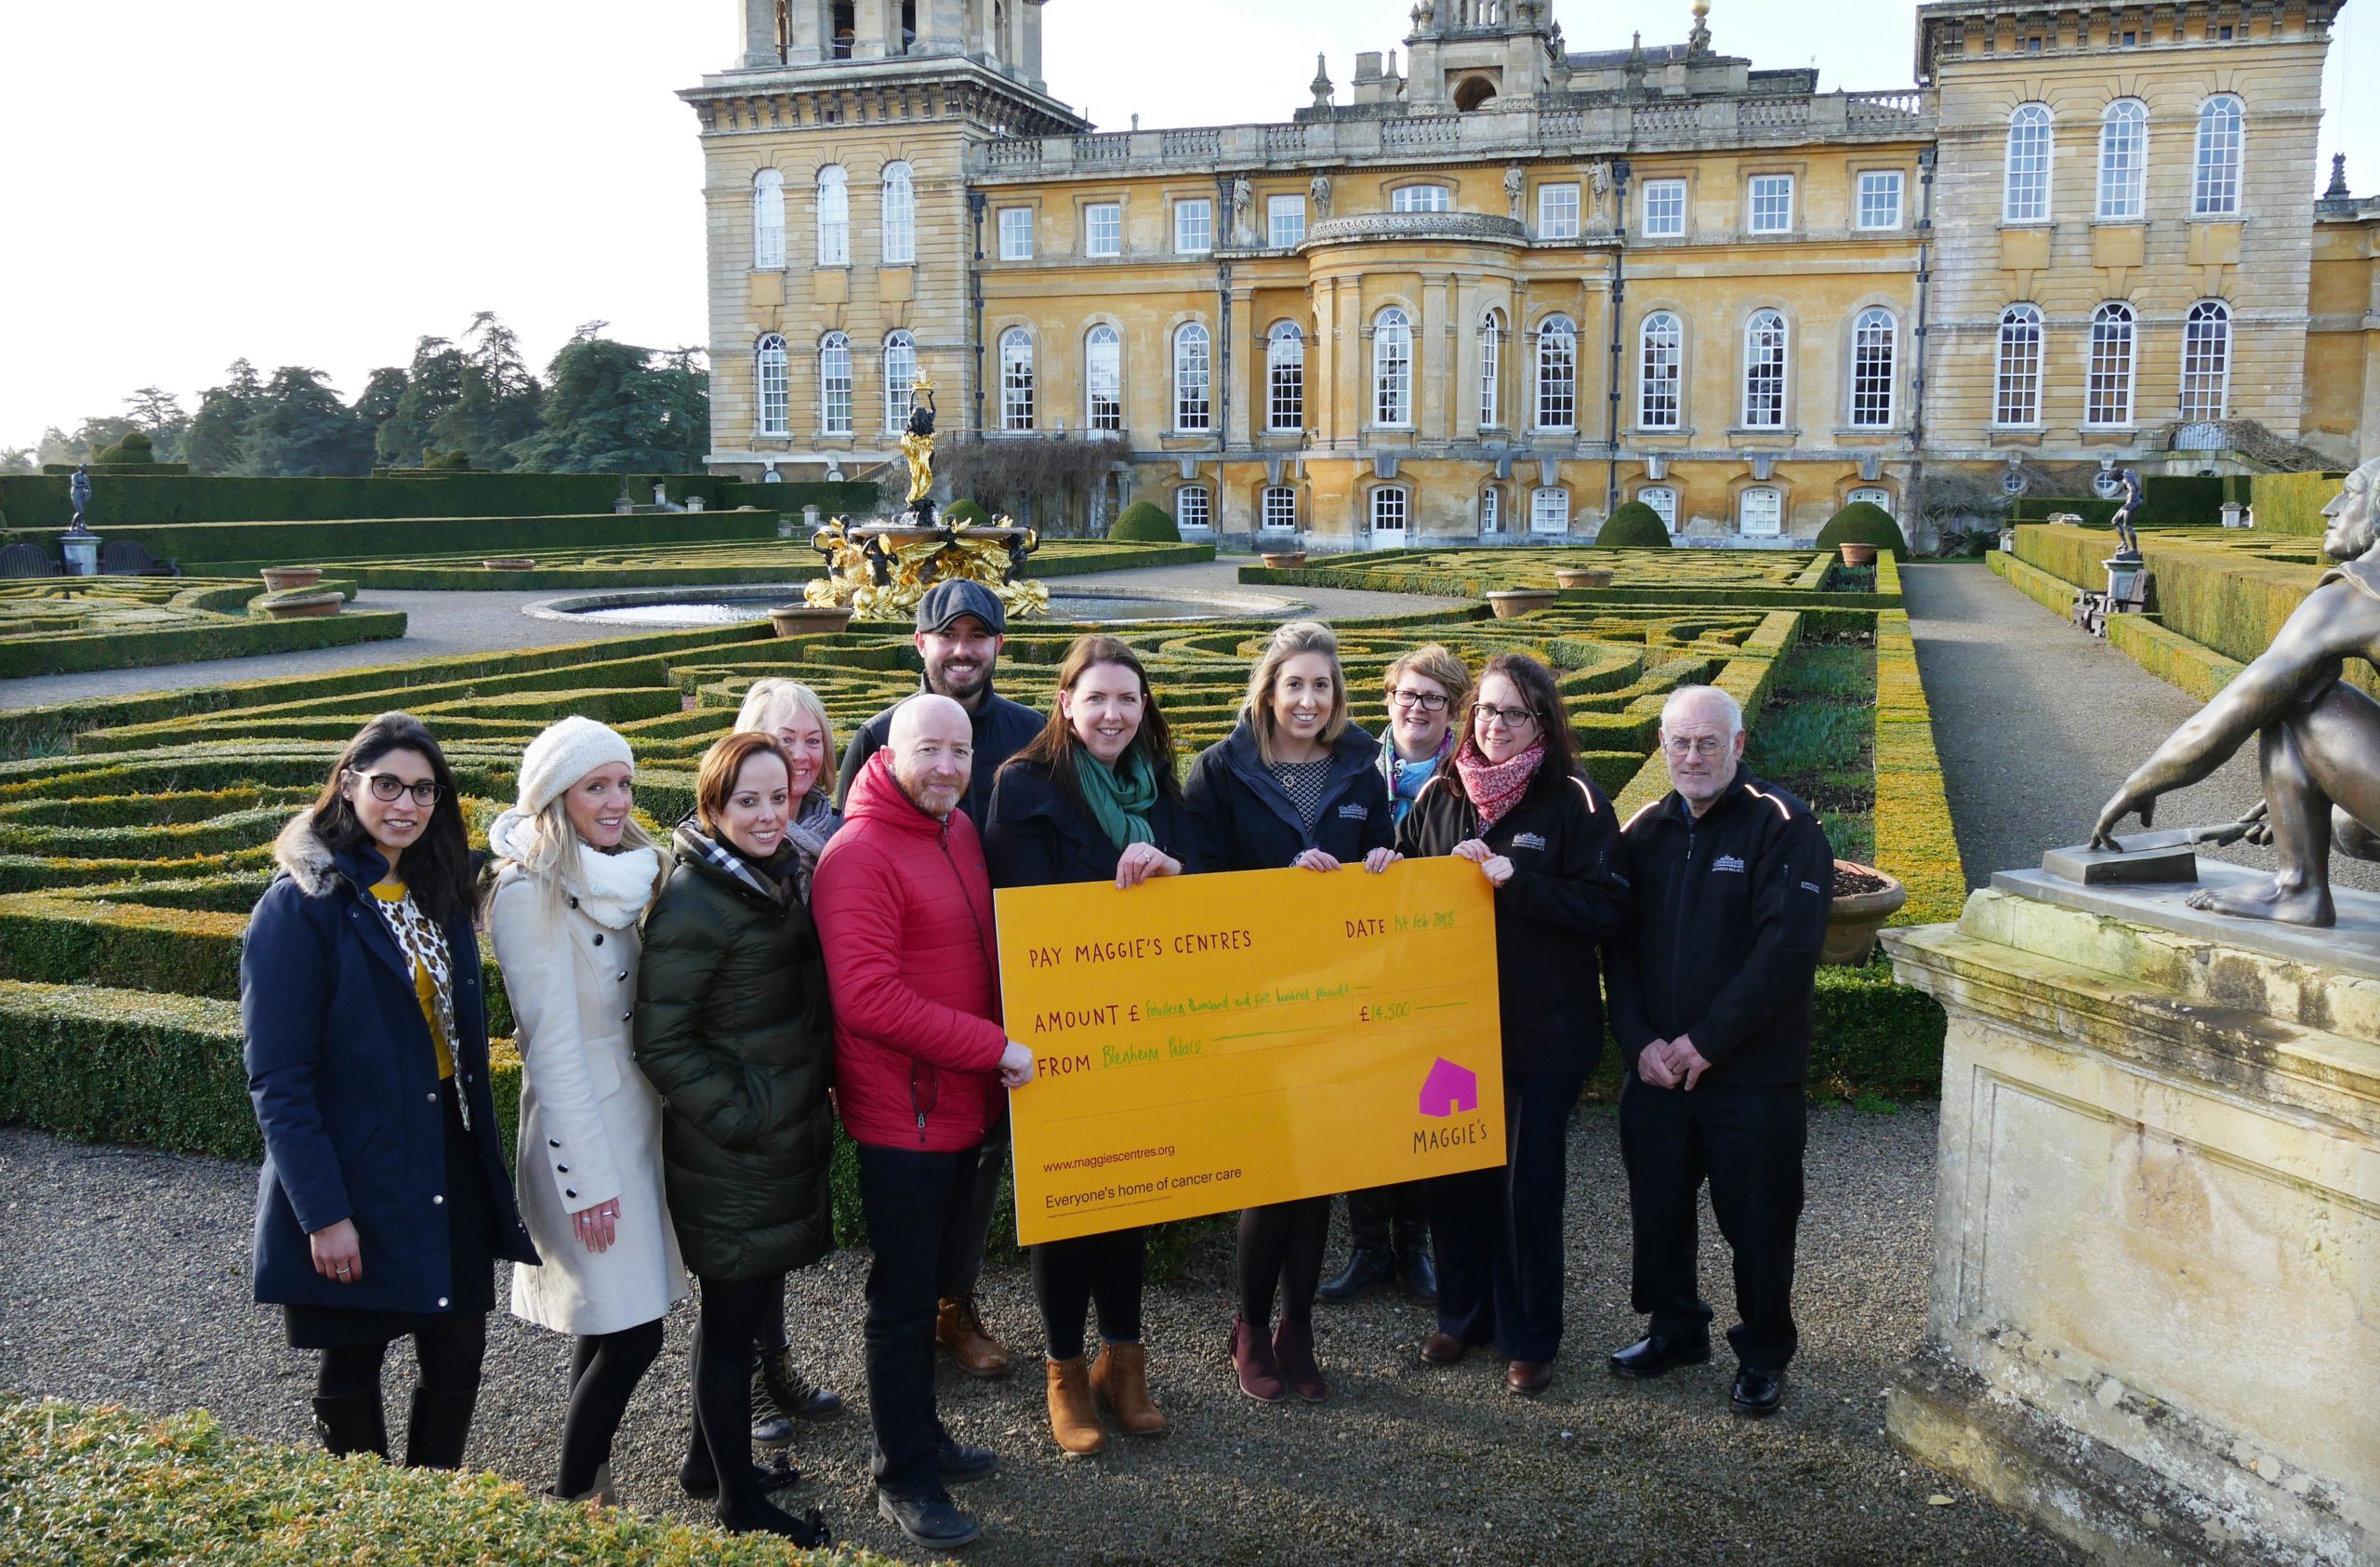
left=1111, top=500, right=1182, bottom=543
left=92, top=432, right=157, bottom=466
left=941, top=499, right=991, bottom=525
left=1815, top=501, right=1909, bottom=554
left=1593, top=501, right=1673, bottom=549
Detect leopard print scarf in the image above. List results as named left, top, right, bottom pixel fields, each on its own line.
left=369, top=887, right=469, bottom=1130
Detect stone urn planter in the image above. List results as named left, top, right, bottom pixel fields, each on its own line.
left=1555, top=566, right=1615, bottom=590
left=483, top=557, right=536, bottom=571
left=1823, top=859, right=1907, bottom=965
left=1838, top=543, right=1879, bottom=567
left=1486, top=588, right=1559, bottom=620
left=259, top=566, right=321, bottom=593
left=769, top=604, right=854, bottom=638
left=1260, top=551, right=1308, bottom=570
left=263, top=591, right=343, bottom=621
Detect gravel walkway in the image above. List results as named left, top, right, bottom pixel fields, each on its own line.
left=0, top=1110, right=2069, bottom=1566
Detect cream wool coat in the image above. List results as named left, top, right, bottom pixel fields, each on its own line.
left=490, top=867, right=687, bottom=1335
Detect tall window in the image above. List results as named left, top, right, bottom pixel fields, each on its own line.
left=1268, top=194, right=1306, bottom=247
left=998, top=328, right=1034, bottom=431
left=998, top=206, right=1033, bottom=259
left=1479, top=486, right=1501, bottom=534
left=1266, top=321, right=1303, bottom=432
left=2181, top=300, right=2232, bottom=419
left=1535, top=314, right=1578, bottom=432
left=1478, top=308, right=1504, bottom=428
left=1739, top=486, right=1783, bottom=537
left=1174, top=322, right=1211, bottom=432
left=819, top=332, right=853, bottom=435
left=1995, top=305, right=2044, bottom=426
left=756, top=334, right=789, bottom=436
left=1748, top=175, right=1794, bottom=234
left=1392, top=185, right=1452, bottom=213
left=1639, top=311, right=1683, bottom=430
left=2004, top=104, right=2053, bottom=222
left=1174, top=199, right=1213, bottom=255
left=2098, top=100, right=2148, bottom=220
left=1085, top=202, right=1121, bottom=258
left=752, top=169, right=786, bottom=269
left=881, top=162, right=916, bottom=264
left=1848, top=486, right=1892, bottom=515
left=1742, top=309, right=1788, bottom=429
left=883, top=331, right=916, bottom=431
left=1637, top=485, right=1679, bottom=532
left=1370, top=486, right=1408, bottom=539
left=1539, top=183, right=1580, bottom=240
left=1849, top=309, right=1897, bottom=429
left=1643, top=179, right=1686, bottom=237
left=2194, top=96, right=2244, bottom=216
left=1175, top=485, right=1210, bottom=531
left=1530, top=487, right=1569, bottom=534
left=816, top=166, right=850, bottom=265
left=2086, top=303, right=2136, bottom=426
left=1373, top=308, right=1412, bottom=426
left=1263, top=486, right=1298, bottom=531
left=1857, top=170, right=1904, bottom=230
left=1086, top=325, right=1122, bottom=432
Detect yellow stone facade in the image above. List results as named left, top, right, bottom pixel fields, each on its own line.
left=685, top=0, right=2355, bottom=548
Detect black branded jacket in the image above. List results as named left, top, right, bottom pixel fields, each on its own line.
left=1604, top=770, right=1833, bottom=1086
left=1395, top=760, right=1631, bottom=1075
left=1181, top=717, right=1394, bottom=872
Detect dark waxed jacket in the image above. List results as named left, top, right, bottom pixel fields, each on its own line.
left=983, top=754, right=1205, bottom=890
left=243, top=817, right=536, bottom=1314
left=1395, top=758, right=1632, bottom=1075
left=836, top=677, right=1045, bottom=829
left=1604, top=770, right=1834, bottom=1086
left=633, top=824, right=835, bottom=1280
left=1181, top=718, right=1394, bottom=873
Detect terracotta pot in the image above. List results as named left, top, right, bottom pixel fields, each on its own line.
left=769, top=604, right=855, bottom=637
left=483, top=557, right=536, bottom=570
left=1486, top=588, right=1559, bottom=619
left=1823, top=859, right=1908, bottom=965
left=258, top=566, right=321, bottom=592
left=1260, top=551, right=1308, bottom=569
left=1555, top=567, right=1614, bottom=590
left=264, top=591, right=343, bottom=620
left=1838, top=543, right=1879, bottom=567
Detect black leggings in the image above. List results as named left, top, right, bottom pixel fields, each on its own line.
left=316, top=1312, right=485, bottom=1400
left=556, top=1319, right=664, bottom=1496
left=1236, top=1198, right=1330, bottom=1328
left=689, top=1273, right=787, bottom=1519
left=1031, top=1228, right=1146, bottom=1361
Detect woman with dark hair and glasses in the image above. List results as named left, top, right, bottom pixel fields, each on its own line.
left=1395, top=655, right=1630, bottom=1397
left=243, top=711, right=537, bottom=1468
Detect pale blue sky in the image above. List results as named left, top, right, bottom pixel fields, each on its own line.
left=1, top=0, right=2372, bottom=448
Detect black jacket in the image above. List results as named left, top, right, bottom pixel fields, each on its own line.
left=1395, top=761, right=1631, bottom=1075
left=1604, top=770, right=1834, bottom=1086
left=983, top=754, right=1205, bottom=890
left=836, top=677, right=1046, bottom=830
left=1181, top=718, right=1394, bottom=872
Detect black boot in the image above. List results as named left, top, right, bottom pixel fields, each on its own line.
left=757, top=1344, right=844, bottom=1422
left=403, top=1385, right=478, bottom=1469
left=1316, top=1246, right=1395, bottom=1303
left=311, top=1391, right=389, bottom=1460
left=1395, top=1224, right=1438, bottom=1304
left=683, top=1420, right=802, bottom=1500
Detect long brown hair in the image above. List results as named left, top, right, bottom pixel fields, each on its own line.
left=308, top=712, right=473, bottom=928
left=1454, top=654, right=1580, bottom=804
left=1007, top=634, right=1180, bottom=820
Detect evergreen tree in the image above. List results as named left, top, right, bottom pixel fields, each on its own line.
left=431, top=311, right=541, bottom=470
left=237, top=367, right=373, bottom=477
left=183, top=360, right=263, bottom=476
left=33, top=428, right=76, bottom=467
left=351, top=367, right=409, bottom=463
left=377, top=337, right=465, bottom=468
left=0, top=448, right=33, bottom=475
left=124, top=387, right=190, bottom=460
left=509, top=333, right=709, bottom=473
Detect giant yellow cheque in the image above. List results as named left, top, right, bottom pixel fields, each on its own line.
left=996, top=858, right=1504, bottom=1244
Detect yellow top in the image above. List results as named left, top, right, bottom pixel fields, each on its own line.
left=370, top=879, right=455, bottom=1081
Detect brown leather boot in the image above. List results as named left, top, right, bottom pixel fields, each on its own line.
left=936, top=1295, right=1012, bottom=1379
left=1089, top=1341, right=1168, bottom=1437
left=1044, top=1357, right=1106, bottom=1455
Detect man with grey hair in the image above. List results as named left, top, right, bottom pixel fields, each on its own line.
left=1603, top=683, right=1833, bottom=1418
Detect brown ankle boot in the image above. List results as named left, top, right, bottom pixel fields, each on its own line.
left=1044, top=1357, right=1106, bottom=1455
left=1229, top=1314, right=1286, bottom=1402
left=936, top=1295, right=1012, bottom=1379
left=1089, top=1341, right=1168, bottom=1437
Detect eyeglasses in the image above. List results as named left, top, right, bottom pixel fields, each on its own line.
left=1388, top=688, right=1448, bottom=711
left=1661, top=735, right=1732, bottom=758
left=1474, top=704, right=1538, bottom=729
left=350, top=770, right=444, bottom=806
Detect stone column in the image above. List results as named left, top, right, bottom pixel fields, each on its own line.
left=1419, top=275, right=1452, bottom=445
left=854, top=0, right=891, bottom=58
left=744, top=0, right=785, bottom=65
left=1226, top=279, right=1258, bottom=449
left=1453, top=276, right=1482, bottom=441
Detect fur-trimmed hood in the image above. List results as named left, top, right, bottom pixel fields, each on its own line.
left=271, top=812, right=345, bottom=897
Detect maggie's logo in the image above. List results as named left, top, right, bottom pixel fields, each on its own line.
left=1418, top=1057, right=1478, bottom=1118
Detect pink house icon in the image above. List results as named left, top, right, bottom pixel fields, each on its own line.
left=1418, top=1057, right=1478, bottom=1119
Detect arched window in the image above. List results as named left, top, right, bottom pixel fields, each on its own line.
left=1478, top=308, right=1504, bottom=429
left=1086, top=325, right=1122, bottom=432
left=1535, top=314, right=1578, bottom=432
left=1636, top=485, right=1679, bottom=532
left=755, top=334, right=789, bottom=436
left=2004, top=103, right=2052, bottom=222
left=2181, top=300, right=2232, bottom=420
left=752, top=169, right=786, bottom=270
left=1479, top=485, right=1502, bottom=534
left=816, top=166, right=850, bottom=266
left=1849, top=308, right=1897, bottom=429
left=1392, top=185, right=1452, bottom=213
left=1530, top=487, right=1570, bottom=534
left=1174, top=322, right=1211, bottom=432
left=1639, top=311, right=1683, bottom=430
left=2086, top=303, right=2136, bottom=426
left=1373, top=308, right=1412, bottom=427
left=1995, top=305, right=2044, bottom=426
left=1369, top=485, right=1408, bottom=541
left=1175, top=485, right=1211, bottom=531
left=1739, top=486, right=1783, bottom=538
left=883, top=330, right=917, bottom=432
left=1262, top=485, right=1299, bottom=532
left=1267, top=321, right=1304, bottom=432
left=1742, top=309, right=1788, bottom=429
left=998, top=327, right=1034, bottom=431
left=2097, top=100, right=2147, bottom=220
left=2194, top=96, right=2244, bottom=217
left=819, top=332, right=853, bottom=435
left=881, top=162, right=916, bottom=264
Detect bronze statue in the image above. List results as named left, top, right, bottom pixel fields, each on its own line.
left=2090, top=458, right=2380, bottom=925
left=2106, top=465, right=2145, bottom=558
left=900, top=378, right=937, bottom=522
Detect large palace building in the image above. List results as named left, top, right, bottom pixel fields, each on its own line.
left=682, top=1, right=2374, bottom=548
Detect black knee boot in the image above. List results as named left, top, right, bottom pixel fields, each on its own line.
left=403, top=1385, right=478, bottom=1469
left=311, top=1391, right=389, bottom=1460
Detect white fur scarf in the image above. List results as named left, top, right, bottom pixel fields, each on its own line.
left=488, top=809, right=660, bottom=930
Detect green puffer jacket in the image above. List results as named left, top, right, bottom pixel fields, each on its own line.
left=632, top=824, right=834, bottom=1281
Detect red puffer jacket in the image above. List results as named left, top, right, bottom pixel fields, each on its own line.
left=813, top=750, right=1009, bottom=1151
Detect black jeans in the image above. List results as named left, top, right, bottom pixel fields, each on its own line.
left=1030, top=1228, right=1145, bottom=1361
left=1344, top=1181, right=1427, bottom=1253
left=315, top=1311, right=485, bottom=1400
left=856, top=1140, right=982, bottom=1499
left=1618, top=1076, right=1806, bottom=1370
left=1425, top=1067, right=1587, bottom=1364
left=937, top=1102, right=1010, bottom=1305
left=1236, top=1197, right=1330, bottom=1327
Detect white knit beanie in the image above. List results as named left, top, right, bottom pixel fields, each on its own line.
left=515, top=716, right=635, bottom=817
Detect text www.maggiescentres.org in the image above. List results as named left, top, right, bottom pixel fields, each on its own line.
left=1040, top=1148, right=1246, bottom=1210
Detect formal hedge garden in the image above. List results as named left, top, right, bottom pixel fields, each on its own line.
left=306, top=538, right=1213, bottom=592
left=1238, top=546, right=1903, bottom=610
left=0, top=578, right=406, bottom=680
left=0, top=471, right=875, bottom=531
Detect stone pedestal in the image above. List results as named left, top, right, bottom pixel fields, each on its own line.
left=1881, top=872, right=2378, bottom=1566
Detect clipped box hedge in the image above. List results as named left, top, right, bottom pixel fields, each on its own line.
left=6, top=510, right=784, bottom=569
left=0, top=471, right=877, bottom=530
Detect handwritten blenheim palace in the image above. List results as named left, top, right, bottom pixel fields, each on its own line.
left=683, top=0, right=2377, bottom=547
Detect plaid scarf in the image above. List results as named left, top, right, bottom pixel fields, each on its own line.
left=675, top=821, right=793, bottom=908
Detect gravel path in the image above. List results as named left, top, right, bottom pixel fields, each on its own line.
left=0, top=1110, right=2069, bottom=1565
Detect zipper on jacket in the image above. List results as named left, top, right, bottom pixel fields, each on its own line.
left=1671, top=816, right=1695, bottom=1027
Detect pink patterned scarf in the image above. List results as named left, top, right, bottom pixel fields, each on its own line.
left=1454, top=737, right=1544, bottom=830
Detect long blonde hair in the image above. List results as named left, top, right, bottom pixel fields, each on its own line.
left=1242, top=619, right=1351, bottom=766
left=489, top=784, right=665, bottom=924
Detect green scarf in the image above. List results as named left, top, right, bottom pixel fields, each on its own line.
left=1077, top=749, right=1157, bottom=852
